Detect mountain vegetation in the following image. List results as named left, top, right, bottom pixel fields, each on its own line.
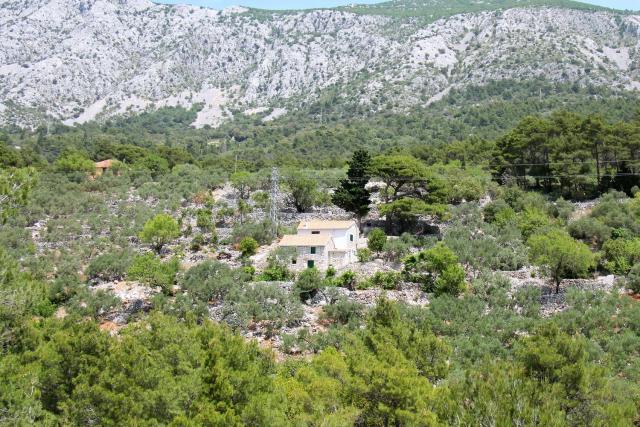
left=342, top=0, right=608, bottom=18
left=2, top=0, right=640, bottom=127
left=2, top=0, right=640, bottom=425
left=3, top=99, right=640, bottom=423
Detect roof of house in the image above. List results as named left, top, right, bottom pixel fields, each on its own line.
left=95, top=159, right=114, bottom=169
left=298, top=220, right=356, bottom=231
left=279, top=234, right=333, bottom=247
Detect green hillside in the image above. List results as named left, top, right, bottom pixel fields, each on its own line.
left=338, top=0, right=608, bottom=19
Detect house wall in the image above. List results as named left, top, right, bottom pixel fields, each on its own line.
left=290, top=245, right=330, bottom=271
left=285, top=224, right=361, bottom=271
left=328, top=250, right=349, bottom=268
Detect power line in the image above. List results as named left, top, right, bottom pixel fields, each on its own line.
left=267, top=172, right=640, bottom=182
left=481, top=158, right=640, bottom=168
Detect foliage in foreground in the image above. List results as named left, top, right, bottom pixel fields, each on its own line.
left=2, top=291, right=639, bottom=426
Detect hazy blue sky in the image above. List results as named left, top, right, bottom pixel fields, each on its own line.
left=155, top=0, right=640, bottom=11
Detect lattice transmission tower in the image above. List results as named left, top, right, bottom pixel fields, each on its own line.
left=269, top=167, right=279, bottom=236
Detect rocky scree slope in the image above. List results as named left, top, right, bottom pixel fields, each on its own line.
left=1, top=0, right=640, bottom=127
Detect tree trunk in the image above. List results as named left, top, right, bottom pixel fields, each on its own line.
left=595, top=141, right=601, bottom=189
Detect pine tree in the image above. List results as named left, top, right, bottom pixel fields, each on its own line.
left=332, top=150, right=372, bottom=229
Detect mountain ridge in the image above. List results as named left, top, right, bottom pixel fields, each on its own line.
left=1, top=0, right=639, bottom=128
left=338, top=0, right=610, bottom=18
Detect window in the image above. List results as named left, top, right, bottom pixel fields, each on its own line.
left=311, top=231, right=320, bottom=235
left=350, top=234, right=354, bottom=242
left=307, top=260, right=315, bottom=269
left=310, top=247, right=316, bottom=255
left=291, top=258, right=297, bottom=265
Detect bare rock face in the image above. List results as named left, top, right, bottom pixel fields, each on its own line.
left=1, top=0, right=640, bottom=127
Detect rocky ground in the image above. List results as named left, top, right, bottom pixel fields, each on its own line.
left=84, top=265, right=622, bottom=346
left=30, top=185, right=626, bottom=349
left=504, top=267, right=618, bottom=317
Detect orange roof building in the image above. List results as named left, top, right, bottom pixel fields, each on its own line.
left=94, top=159, right=115, bottom=176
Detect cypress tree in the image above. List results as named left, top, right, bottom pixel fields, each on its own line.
left=332, top=150, right=372, bottom=229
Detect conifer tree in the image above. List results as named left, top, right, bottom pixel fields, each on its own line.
left=332, top=150, right=372, bottom=229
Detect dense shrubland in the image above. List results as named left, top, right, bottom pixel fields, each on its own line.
left=2, top=100, right=640, bottom=424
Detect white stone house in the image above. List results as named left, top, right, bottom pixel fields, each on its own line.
left=279, top=220, right=360, bottom=270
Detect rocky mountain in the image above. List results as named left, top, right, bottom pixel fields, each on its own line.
left=1, top=0, right=639, bottom=128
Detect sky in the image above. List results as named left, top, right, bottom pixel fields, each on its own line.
left=155, top=0, right=640, bottom=11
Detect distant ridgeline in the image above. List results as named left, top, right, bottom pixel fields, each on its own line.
left=1, top=0, right=638, bottom=129
left=339, top=0, right=609, bottom=19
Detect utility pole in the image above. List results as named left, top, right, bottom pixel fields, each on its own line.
left=269, top=167, right=279, bottom=237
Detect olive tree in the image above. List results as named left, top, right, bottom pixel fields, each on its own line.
left=0, top=167, right=36, bottom=224
left=284, top=170, right=317, bottom=213
left=528, top=230, right=596, bottom=293
left=367, top=228, right=387, bottom=254
left=403, top=243, right=466, bottom=296
left=140, top=214, right=181, bottom=253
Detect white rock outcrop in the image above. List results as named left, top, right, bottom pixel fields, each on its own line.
left=1, top=0, right=640, bottom=127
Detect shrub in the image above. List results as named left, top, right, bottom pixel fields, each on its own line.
left=196, top=208, right=213, bottom=231
left=294, top=268, right=323, bottom=302
left=284, top=170, right=318, bottom=213
left=367, top=228, right=387, bottom=253
left=517, top=208, right=553, bottom=239
left=528, top=230, right=596, bottom=293
left=55, top=151, right=95, bottom=174
left=503, top=187, right=547, bottom=213
left=258, top=252, right=293, bottom=282
left=239, top=237, right=259, bottom=258
left=139, top=214, right=180, bottom=253
left=444, top=222, right=528, bottom=273
left=626, top=263, right=640, bottom=294
left=382, top=238, right=411, bottom=263
left=325, top=266, right=337, bottom=279
left=127, top=253, right=179, bottom=294
left=242, top=265, right=256, bottom=279
left=190, top=234, right=206, bottom=252
left=590, top=191, right=640, bottom=235
left=86, top=250, right=132, bottom=281
left=232, top=221, right=275, bottom=245
left=399, top=232, right=421, bottom=248
left=216, top=203, right=235, bottom=224
left=322, top=297, right=364, bottom=325
left=434, top=264, right=466, bottom=297
left=357, top=248, right=372, bottom=263
left=403, top=243, right=466, bottom=296
left=601, top=238, right=640, bottom=275
left=369, top=271, right=402, bottom=290
left=221, top=282, right=304, bottom=331
left=356, top=279, right=373, bottom=290
left=483, top=199, right=516, bottom=225
left=335, top=270, right=357, bottom=290
left=180, top=261, right=245, bottom=303
left=568, top=217, right=611, bottom=248
left=251, top=191, right=270, bottom=210
left=548, top=197, right=574, bottom=223
left=68, top=288, right=120, bottom=318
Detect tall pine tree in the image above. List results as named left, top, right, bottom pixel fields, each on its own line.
left=332, top=150, right=372, bottom=229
